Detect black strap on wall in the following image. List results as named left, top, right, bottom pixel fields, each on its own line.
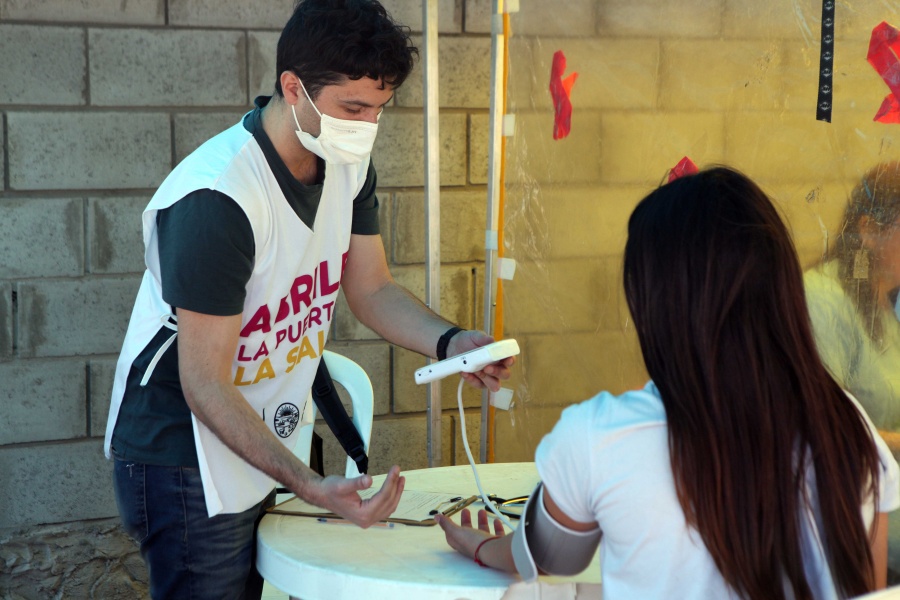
left=311, top=359, right=369, bottom=475
left=816, top=0, right=836, bottom=122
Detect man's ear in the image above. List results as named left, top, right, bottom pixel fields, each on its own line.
left=280, top=71, right=301, bottom=106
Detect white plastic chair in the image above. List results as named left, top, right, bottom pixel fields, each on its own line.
left=265, top=351, right=374, bottom=599
left=291, top=349, right=374, bottom=477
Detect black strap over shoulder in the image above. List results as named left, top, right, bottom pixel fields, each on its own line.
left=311, top=358, right=368, bottom=475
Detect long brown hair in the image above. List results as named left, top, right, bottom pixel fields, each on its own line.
left=623, top=166, right=881, bottom=599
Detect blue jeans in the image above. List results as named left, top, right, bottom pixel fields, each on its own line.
left=113, top=459, right=275, bottom=600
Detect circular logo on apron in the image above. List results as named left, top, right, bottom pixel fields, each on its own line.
left=273, top=403, right=300, bottom=438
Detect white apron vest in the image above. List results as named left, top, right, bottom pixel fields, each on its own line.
left=104, top=118, right=368, bottom=516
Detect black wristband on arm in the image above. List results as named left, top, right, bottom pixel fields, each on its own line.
left=436, top=326, right=464, bottom=361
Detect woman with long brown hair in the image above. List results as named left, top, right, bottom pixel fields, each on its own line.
left=437, top=166, right=900, bottom=599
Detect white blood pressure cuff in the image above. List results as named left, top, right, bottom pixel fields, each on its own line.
left=510, top=483, right=602, bottom=582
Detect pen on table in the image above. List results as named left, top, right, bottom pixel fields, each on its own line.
left=317, top=517, right=395, bottom=529
left=430, top=496, right=466, bottom=516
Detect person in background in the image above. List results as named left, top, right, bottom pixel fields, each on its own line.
left=104, top=1, right=513, bottom=598
left=437, top=166, right=899, bottom=600
left=804, top=161, right=900, bottom=446
left=804, top=160, right=900, bottom=584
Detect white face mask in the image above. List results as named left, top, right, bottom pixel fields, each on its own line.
left=291, top=79, right=379, bottom=165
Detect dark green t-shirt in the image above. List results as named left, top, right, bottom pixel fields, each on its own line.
left=111, top=96, right=380, bottom=467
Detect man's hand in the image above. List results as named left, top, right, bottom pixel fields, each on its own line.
left=311, top=465, right=406, bottom=528
left=446, top=330, right=516, bottom=392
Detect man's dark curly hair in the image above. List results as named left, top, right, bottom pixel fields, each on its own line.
left=275, top=0, right=418, bottom=100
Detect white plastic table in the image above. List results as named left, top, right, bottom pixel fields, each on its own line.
left=256, top=462, right=602, bottom=600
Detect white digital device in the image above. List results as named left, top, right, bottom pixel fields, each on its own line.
left=414, top=339, right=520, bottom=385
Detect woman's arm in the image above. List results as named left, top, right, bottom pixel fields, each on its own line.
left=435, top=508, right=515, bottom=571
left=435, top=485, right=598, bottom=574
left=872, top=512, right=889, bottom=589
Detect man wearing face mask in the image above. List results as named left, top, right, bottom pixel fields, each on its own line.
left=102, top=1, right=515, bottom=598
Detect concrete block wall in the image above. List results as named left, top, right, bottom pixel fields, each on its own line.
left=0, top=1, right=493, bottom=597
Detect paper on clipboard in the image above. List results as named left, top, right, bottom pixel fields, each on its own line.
left=267, top=488, right=478, bottom=526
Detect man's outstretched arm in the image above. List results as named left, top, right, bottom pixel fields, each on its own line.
left=340, top=233, right=514, bottom=391
left=176, top=308, right=404, bottom=527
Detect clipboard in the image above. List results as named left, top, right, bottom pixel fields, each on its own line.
left=267, top=489, right=478, bottom=526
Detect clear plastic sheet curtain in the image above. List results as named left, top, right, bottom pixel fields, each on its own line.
left=492, top=0, right=900, bottom=472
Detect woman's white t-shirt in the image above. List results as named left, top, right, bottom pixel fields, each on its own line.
left=535, top=381, right=900, bottom=600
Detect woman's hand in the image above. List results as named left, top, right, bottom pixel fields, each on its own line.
left=435, top=508, right=504, bottom=557
left=435, top=508, right=516, bottom=572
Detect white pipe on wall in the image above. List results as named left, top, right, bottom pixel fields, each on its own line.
left=423, top=0, right=442, bottom=468
left=480, top=0, right=507, bottom=463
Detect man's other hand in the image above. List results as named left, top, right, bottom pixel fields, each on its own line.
left=316, top=465, right=405, bottom=528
